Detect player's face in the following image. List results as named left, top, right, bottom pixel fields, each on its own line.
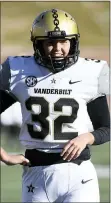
left=42, top=39, right=70, bottom=58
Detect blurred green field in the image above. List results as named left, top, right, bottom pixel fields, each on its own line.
left=1, top=165, right=109, bottom=202
left=1, top=1, right=109, bottom=47
left=91, top=142, right=110, bottom=165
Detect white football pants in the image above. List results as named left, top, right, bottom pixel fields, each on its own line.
left=22, top=160, right=100, bottom=202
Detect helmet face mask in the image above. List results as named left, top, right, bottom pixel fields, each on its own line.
left=31, top=9, right=80, bottom=73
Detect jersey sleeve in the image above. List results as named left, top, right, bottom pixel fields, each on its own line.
left=0, top=58, right=11, bottom=91
left=98, top=62, right=109, bottom=95
left=0, top=58, right=17, bottom=113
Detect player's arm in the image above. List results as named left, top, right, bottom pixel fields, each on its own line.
left=87, top=95, right=110, bottom=145
left=0, top=89, right=17, bottom=113
left=0, top=59, right=28, bottom=165
left=88, top=61, right=110, bottom=145
left=0, top=147, right=30, bottom=166
left=0, top=58, right=17, bottom=113
left=61, top=96, right=110, bottom=161
left=61, top=61, right=110, bottom=160
left=77, top=61, right=110, bottom=146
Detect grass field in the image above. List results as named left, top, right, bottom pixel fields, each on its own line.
left=1, top=165, right=110, bottom=202
left=1, top=1, right=109, bottom=46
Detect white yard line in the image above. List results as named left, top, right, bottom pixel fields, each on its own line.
left=95, top=165, right=109, bottom=178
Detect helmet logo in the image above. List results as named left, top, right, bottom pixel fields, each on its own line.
left=52, top=9, right=60, bottom=31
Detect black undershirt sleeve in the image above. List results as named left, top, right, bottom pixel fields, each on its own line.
left=0, top=90, right=17, bottom=114
left=87, top=95, right=110, bottom=145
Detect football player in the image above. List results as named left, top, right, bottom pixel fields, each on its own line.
left=0, top=9, right=110, bottom=202
left=0, top=147, right=30, bottom=165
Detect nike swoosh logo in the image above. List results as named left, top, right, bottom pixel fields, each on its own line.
left=69, top=80, right=82, bottom=84
left=81, top=179, right=93, bottom=184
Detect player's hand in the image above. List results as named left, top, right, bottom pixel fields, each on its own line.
left=4, top=154, right=30, bottom=166
left=60, top=133, right=94, bottom=161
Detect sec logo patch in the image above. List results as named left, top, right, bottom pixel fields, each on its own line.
left=25, top=76, right=37, bottom=87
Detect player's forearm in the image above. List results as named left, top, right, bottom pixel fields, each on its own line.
left=0, top=147, right=21, bottom=165
left=0, top=148, right=30, bottom=165
left=91, top=127, right=110, bottom=145
left=0, top=147, right=9, bottom=162
left=78, top=126, right=110, bottom=146
left=78, top=132, right=95, bottom=145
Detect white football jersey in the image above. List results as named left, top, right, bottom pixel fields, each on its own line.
left=0, top=56, right=109, bottom=151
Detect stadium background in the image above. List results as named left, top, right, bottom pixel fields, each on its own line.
left=1, top=1, right=110, bottom=202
